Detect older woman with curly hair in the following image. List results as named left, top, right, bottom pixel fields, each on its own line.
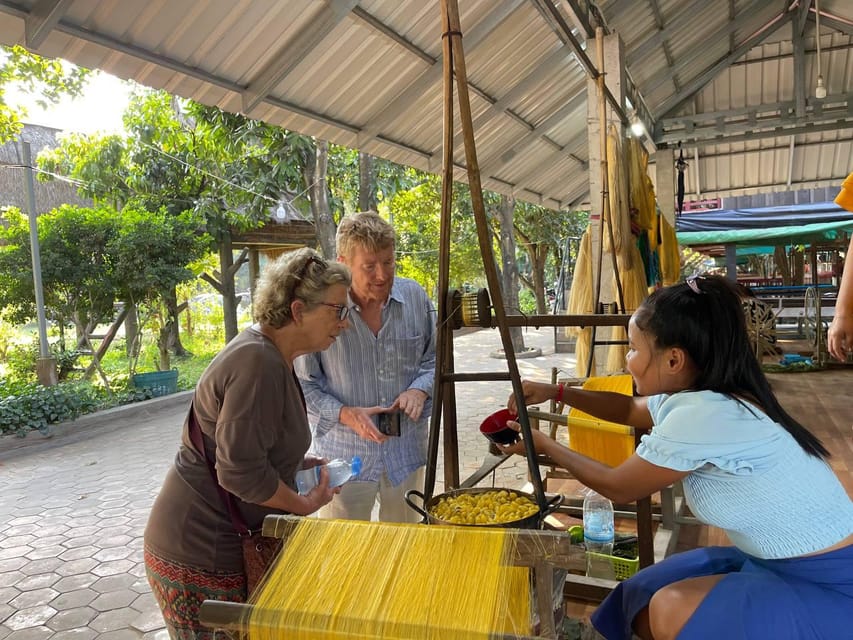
left=144, top=248, right=351, bottom=640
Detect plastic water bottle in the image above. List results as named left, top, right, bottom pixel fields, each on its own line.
left=295, top=457, right=362, bottom=495
left=583, top=490, right=615, bottom=578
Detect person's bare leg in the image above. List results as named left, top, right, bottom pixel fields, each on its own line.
left=647, top=574, right=727, bottom=640
left=631, top=606, right=653, bottom=639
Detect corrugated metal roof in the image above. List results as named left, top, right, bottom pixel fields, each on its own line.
left=0, top=0, right=849, bottom=209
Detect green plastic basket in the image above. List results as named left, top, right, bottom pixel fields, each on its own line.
left=132, top=369, right=178, bottom=397
left=587, top=550, right=639, bottom=581
left=568, top=526, right=639, bottom=581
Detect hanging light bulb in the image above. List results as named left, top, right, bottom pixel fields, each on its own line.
left=631, top=118, right=645, bottom=138
left=815, top=75, right=827, bottom=99
left=629, top=109, right=645, bottom=137
left=274, top=204, right=287, bottom=220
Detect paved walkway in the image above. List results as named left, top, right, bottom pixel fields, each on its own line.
left=0, top=327, right=577, bottom=640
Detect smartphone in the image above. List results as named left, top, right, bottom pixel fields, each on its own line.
left=377, top=411, right=401, bottom=437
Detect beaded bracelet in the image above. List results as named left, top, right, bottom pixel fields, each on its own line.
left=556, top=382, right=565, bottom=404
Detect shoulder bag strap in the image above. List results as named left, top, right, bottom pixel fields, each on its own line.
left=186, top=402, right=252, bottom=536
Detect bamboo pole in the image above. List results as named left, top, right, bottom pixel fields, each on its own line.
left=440, top=0, right=547, bottom=513
left=423, top=0, right=459, bottom=503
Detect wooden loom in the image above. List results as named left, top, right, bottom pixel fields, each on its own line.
left=421, top=0, right=651, bottom=600
left=198, top=515, right=590, bottom=639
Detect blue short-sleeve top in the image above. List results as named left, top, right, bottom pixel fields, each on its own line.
left=636, top=391, right=853, bottom=559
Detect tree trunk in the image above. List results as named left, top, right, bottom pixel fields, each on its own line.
left=124, top=301, right=138, bottom=357
left=219, top=231, right=240, bottom=343
left=358, top=151, right=377, bottom=212
left=495, top=195, right=525, bottom=353
left=83, top=304, right=130, bottom=380
left=164, top=287, right=192, bottom=356
left=157, top=323, right=171, bottom=371
left=531, top=243, right=549, bottom=314
left=775, top=246, right=792, bottom=285
left=309, top=140, right=336, bottom=258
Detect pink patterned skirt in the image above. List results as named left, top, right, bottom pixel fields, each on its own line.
left=144, top=546, right=246, bottom=640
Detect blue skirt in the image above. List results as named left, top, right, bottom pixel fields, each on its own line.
left=590, top=545, right=853, bottom=639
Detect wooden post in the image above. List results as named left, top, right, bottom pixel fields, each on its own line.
left=437, top=0, right=547, bottom=511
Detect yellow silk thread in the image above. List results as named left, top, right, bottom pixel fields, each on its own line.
left=248, top=519, right=531, bottom=639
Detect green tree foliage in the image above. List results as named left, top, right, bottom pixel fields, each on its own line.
left=0, top=203, right=206, bottom=370
left=110, top=206, right=208, bottom=305
left=389, top=175, right=487, bottom=298
left=327, top=146, right=421, bottom=215
left=509, top=201, right=588, bottom=313
left=0, top=205, right=117, bottom=342
left=0, top=45, right=90, bottom=142
left=186, top=102, right=316, bottom=229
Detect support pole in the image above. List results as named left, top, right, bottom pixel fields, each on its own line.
left=440, top=0, right=546, bottom=511
left=22, top=141, right=57, bottom=386
left=422, top=0, right=458, bottom=503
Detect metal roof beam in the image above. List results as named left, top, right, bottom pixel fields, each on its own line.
left=241, top=0, right=360, bottom=114
left=625, top=0, right=708, bottom=66
left=479, top=89, right=588, bottom=178
left=25, top=0, right=73, bottom=49
left=559, top=0, right=656, bottom=145
left=643, top=0, right=779, bottom=100
left=454, top=47, right=573, bottom=154
left=504, top=127, right=588, bottom=193
left=814, top=11, right=853, bottom=37
left=0, top=1, right=242, bottom=93
left=792, top=1, right=809, bottom=117
left=660, top=115, right=853, bottom=147
left=795, top=0, right=812, bottom=35
left=559, top=0, right=595, bottom=36
left=350, top=6, right=434, bottom=65
left=531, top=0, right=627, bottom=126
left=356, top=0, right=524, bottom=147
left=660, top=94, right=848, bottom=125
left=654, top=9, right=793, bottom=119
left=645, top=0, right=676, bottom=85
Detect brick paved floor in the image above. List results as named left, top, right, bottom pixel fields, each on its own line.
left=0, top=327, right=577, bottom=640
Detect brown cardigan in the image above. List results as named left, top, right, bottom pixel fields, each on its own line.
left=144, top=326, right=310, bottom=572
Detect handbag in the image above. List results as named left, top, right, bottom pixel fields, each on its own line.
left=186, top=404, right=283, bottom=594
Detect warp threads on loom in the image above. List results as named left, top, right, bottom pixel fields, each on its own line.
left=248, top=519, right=531, bottom=639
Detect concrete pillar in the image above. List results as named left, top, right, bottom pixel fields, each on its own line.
left=37, top=357, right=58, bottom=386
left=654, top=148, right=676, bottom=227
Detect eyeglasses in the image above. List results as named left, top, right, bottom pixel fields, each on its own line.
left=318, top=302, right=350, bottom=321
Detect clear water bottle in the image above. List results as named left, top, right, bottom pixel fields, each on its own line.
left=295, top=457, right=362, bottom=495
left=583, top=490, right=615, bottom=579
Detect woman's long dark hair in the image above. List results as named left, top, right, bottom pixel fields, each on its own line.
left=633, top=275, right=829, bottom=459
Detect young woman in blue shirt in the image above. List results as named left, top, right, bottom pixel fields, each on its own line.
left=503, top=275, right=853, bottom=640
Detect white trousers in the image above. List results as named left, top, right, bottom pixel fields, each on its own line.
left=318, top=466, right=425, bottom=522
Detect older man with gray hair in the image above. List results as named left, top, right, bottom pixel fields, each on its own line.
left=295, top=211, right=436, bottom=521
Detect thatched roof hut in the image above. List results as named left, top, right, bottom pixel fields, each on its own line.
left=0, top=123, right=92, bottom=215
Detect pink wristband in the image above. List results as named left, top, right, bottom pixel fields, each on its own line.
left=556, top=383, right=565, bottom=404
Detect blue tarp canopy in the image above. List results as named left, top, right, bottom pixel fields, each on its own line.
left=676, top=202, right=853, bottom=247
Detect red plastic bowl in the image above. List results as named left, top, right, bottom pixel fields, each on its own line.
left=479, top=408, right=520, bottom=445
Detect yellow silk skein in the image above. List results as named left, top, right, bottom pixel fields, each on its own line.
left=247, top=519, right=531, bottom=639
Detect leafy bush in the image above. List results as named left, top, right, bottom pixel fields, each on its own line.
left=518, top=288, right=538, bottom=314
left=0, top=380, right=102, bottom=437
left=0, top=287, right=224, bottom=437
